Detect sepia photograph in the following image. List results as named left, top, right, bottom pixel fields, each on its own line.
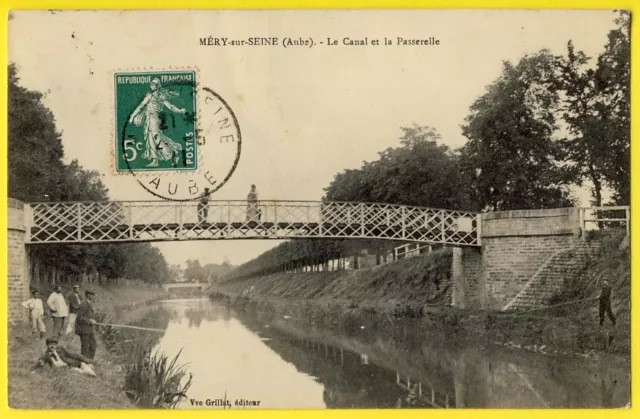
left=6, top=9, right=630, bottom=409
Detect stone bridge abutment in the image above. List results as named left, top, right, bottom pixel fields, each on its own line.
left=8, top=198, right=30, bottom=325
left=452, top=208, right=582, bottom=310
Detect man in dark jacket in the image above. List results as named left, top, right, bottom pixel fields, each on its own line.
left=65, top=284, right=83, bottom=335
left=599, top=280, right=616, bottom=326
left=33, top=337, right=96, bottom=376
left=75, top=289, right=98, bottom=359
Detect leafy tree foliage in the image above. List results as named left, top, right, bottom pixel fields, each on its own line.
left=168, top=264, right=185, bottom=282
left=8, top=64, right=66, bottom=202
left=459, top=50, right=575, bottom=211
left=325, top=125, right=472, bottom=210
left=554, top=11, right=630, bottom=205
left=184, top=260, right=207, bottom=283
left=182, top=259, right=235, bottom=283
left=598, top=11, right=630, bottom=205
left=9, top=63, right=170, bottom=286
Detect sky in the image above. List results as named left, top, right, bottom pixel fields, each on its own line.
left=8, top=9, right=619, bottom=266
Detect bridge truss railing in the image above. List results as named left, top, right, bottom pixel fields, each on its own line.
left=579, top=206, right=630, bottom=236
left=26, top=200, right=480, bottom=246
left=394, top=242, right=434, bottom=260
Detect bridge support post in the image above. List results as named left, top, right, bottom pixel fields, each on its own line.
left=452, top=247, right=484, bottom=309
left=8, top=198, right=30, bottom=326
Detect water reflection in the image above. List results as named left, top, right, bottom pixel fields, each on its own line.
left=135, top=299, right=628, bottom=409
left=239, top=317, right=449, bottom=408
left=153, top=300, right=325, bottom=409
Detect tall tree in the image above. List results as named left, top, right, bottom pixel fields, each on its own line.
left=184, top=259, right=207, bottom=282
left=554, top=11, right=630, bottom=206
left=554, top=41, right=606, bottom=206
left=459, top=50, right=575, bottom=211
left=594, top=10, right=630, bottom=204
left=168, top=264, right=185, bottom=282
left=8, top=63, right=66, bottom=202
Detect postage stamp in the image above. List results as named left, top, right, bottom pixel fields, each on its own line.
left=113, top=68, right=241, bottom=201
left=114, top=70, right=198, bottom=172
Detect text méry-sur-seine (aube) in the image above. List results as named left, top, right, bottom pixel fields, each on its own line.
left=199, top=37, right=440, bottom=48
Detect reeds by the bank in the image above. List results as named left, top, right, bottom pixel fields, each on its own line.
left=95, top=306, right=194, bottom=409
left=123, top=346, right=193, bottom=408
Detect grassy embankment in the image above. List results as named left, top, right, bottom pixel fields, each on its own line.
left=213, top=231, right=630, bottom=358
left=8, top=284, right=168, bottom=409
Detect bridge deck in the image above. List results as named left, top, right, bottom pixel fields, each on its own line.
left=29, top=222, right=477, bottom=245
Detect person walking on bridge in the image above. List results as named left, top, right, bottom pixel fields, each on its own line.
left=197, top=187, right=211, bottom=223
left=599, top=280, right=616, bottom=327
left=246, top=184, right=260, bottom=222
left=47, top=285, right=69, bottom=338
left=76, top=289, right=98, bottom=360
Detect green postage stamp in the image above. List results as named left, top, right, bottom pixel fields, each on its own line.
left=114, top=70, right=198, bottom=172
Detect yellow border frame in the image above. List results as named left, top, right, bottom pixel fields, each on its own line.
left=1, top=1, right=637, bottom=418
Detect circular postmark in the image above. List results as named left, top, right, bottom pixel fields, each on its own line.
left=114, top=70, right=241, bottom=201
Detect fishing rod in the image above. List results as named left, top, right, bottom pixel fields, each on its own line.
left=95, top=322, right=165, bottom=333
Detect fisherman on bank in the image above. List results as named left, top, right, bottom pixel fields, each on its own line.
left=599, top=280, right=616, bottom=326
left=33, top=337, right=96, bottom=377
left=47, top=285, right=69, bottom=338
left=66, top=284, right=83, bottom=335
left=21, top=290, right=46, bottom=338
left=76, top=289, right=98, bottom=360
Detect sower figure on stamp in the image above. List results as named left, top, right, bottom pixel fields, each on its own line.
left=128, top=78, right=186, bottom=168
left=599, top=280, right=616, bottom=326
left=47, top=285, right=68, bottom=338
left=65, top=284, right=83, bottom=335
left=21, top=290, right=46, bottom=338
left=197, top=187, right=211, bottom=223
left=75, top=289, right=98, bottom=360
left=246, top=184, right=260, bottom=222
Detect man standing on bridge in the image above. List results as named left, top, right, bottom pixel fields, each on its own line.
left=76, top=289, right=98, bottom=360
left=599, top=280, right=616, bottom=327
left=197, top=187, right=211, bottom=223
left=246, top=184, right=260, bottom=222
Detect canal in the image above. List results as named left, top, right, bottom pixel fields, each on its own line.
left=135, top=298, right=629, bottom=409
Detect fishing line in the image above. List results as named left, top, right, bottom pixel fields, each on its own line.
left=96, top=322, right=165, bottom=333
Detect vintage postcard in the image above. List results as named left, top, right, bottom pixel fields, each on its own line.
left=6, top=9, right=630, bottom=410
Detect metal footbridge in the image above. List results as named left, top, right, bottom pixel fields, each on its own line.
left=25, top=200, right=480, bottom=246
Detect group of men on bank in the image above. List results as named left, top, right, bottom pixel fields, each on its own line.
left=21, top=284, right=98, bottom=376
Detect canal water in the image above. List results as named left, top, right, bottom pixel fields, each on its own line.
left=137, top=298, right=629, bottom=409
